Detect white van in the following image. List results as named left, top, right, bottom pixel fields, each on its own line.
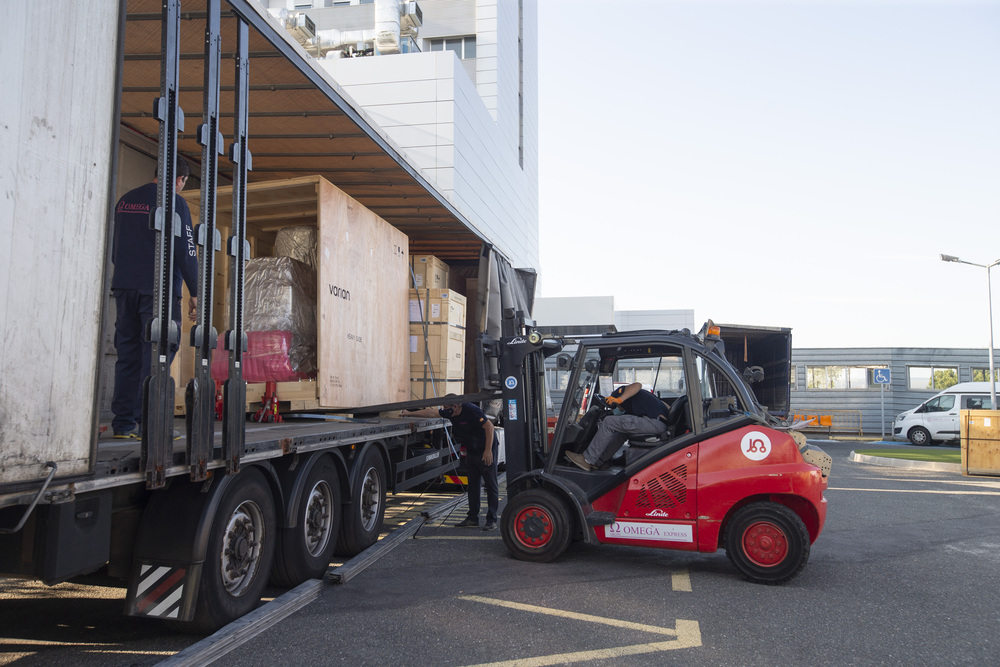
left=893, top=382, right=999, bottom=445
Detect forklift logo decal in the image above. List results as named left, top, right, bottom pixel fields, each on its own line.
left=507, top=336, right=528, bottom=345
left=646, top=509, right=669, bottom=518
left=134, top=564, right=186, bottom=618
left=505, top=376, right=518, bottom=389
left=741, top=430, right=772, bottom=461
left=606, top=521, right=693, bottom=542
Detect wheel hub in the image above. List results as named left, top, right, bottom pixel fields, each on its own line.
left=742, top=521, right=787, bottom=567
left=515, top=507, right=552, bottom=547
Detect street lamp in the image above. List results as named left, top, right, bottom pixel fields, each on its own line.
left=940, top=254, right=1000, bottom=409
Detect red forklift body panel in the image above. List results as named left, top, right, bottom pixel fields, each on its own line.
left=591, top=444, right=700, bottom=551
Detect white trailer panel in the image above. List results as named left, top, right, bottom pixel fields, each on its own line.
left=0, top=1, right=120, bottom=484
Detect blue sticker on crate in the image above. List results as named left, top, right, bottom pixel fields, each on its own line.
left=508, top=399, right=518, bottom=421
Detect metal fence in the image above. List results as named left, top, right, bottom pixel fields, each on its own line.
left=791, top=409, right=863, bottom=436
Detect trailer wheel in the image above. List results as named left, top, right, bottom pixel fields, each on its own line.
left=908, top=426, right=932, bottom=446
left=336, top=447, right=386, bottom=556
left=501, top=489, right=572, bottom=563
left=725, top=502, right=809, bottom=585
left=186, top=468, right=276, bottom=632
left=271, top=457, right=342, bottom=586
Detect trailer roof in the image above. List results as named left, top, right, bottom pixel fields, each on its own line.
left=120, top=0, right=487, bottom=262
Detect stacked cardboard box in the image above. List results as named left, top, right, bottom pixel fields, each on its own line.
left=409, top=254, right=449, bottom=289
left=409, top=287, right=466, bottom=397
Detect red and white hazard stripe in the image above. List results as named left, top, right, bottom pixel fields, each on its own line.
left=133, top=564, right=187, bottom=618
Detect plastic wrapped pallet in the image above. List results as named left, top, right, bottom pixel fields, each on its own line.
left=274, top=225, right=318, bottom=271
left=243, top=256, right=317, bottom=378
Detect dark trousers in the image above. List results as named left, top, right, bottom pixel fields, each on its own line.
left=111, top=290, right=179, bottom=433
left=466, top=437, right=500, bottom=523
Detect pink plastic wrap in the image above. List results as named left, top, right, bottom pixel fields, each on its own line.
left=211, top=330, right=314, bottom=383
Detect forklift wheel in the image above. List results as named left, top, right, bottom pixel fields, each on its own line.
left=501, top=489, right=572, bottom=563
left=725, top=502, right=810, bottom=585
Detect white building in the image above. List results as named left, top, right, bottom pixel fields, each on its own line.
left=261, top=0, right=539, bottom=271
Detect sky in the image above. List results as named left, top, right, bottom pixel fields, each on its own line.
left=535, top=0, right=1000, bottom=349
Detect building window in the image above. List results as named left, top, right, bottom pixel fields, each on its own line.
left=805, top=365, right=880, bottom=390
left=427, top=36, right=476, bottom=59
left=972, top=368, right=1000, bottom=382
left=907, top=366, right=958, bottom=391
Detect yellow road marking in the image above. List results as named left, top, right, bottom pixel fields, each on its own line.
left=828, top=487, right=1000, bottom=496
left=458, top=595, right=701, bottom=666
left=671, top=570, right=692, bottom=592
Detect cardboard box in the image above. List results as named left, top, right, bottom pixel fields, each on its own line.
left=960, top=409, right=1000, bottom=477
left=409, top=288, right=466, bottom=326
left=409, top=254, right=449, bottom=289
left=410, top=322, right=465, bottom=377
left=409, top=378, right=464, bottom=400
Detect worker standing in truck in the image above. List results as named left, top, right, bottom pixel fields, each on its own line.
left=404, top=396, right=500, bottom=530
left=565, top=382, right=669, bottom=471
left=110, top=159, right=199, bottom=439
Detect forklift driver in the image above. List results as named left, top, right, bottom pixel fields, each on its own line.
left=565, top=382, right=669, bottom=471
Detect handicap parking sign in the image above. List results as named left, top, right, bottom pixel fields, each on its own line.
left=873, top=368, right=891, bottom=385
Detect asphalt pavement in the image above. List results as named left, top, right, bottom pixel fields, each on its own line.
left=204, top=440, right=1000, bottom=667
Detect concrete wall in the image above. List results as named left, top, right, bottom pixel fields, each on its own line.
left=313, top=0, right=539, bottom=270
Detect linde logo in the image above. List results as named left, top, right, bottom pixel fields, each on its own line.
left=606, top=521, right=693, bottom=543
left=507, top=336, right=527, bottom=346
left=328, top=284, right=350, bottom=301
left=646, top=509, right=669, bottom=518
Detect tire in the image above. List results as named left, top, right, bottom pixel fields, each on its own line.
left=336, top=447, right=386, bottom=556
left=271, top=457, right=342, bottom=587
left=501, top=489, right=573, bottom=563
left=184, top=468, right=277, bottom=632
left=908, top=426, right=931, bottom=446
left=725, top=502, right=810, bottom=585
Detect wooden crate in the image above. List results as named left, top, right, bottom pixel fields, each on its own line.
left=408, top=288, right=466, bottom=326
left=409, top=378, right=464, bottom=401
left=409, top=254, right=449, bottom=289
left=409, top=323, right=465, bottom=377
left=181, top=176, right=409, bottom=409
left=960, top=409, right=1000, bottom=476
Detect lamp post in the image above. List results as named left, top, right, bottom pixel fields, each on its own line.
left=940, top=254, right=1000, bottom=409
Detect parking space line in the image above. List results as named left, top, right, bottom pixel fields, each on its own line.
left=458, top=595, right=701, bottom=666
left=671, top=570, right=692, bottom=592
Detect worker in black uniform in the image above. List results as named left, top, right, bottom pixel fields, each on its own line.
left=110, top=159, right=199, bottom=438
left=404, top=396, right=500, bottom=530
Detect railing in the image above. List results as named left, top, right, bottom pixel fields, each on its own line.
left=791, top=409, right=863, bottom=436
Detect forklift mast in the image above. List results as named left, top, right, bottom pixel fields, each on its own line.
left=494, top=312, right=562, bottom=481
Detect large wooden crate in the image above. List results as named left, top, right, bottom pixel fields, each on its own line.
left=180, top=175, right=409, bottom=409
left=960, top=409, right=1000, bottom=477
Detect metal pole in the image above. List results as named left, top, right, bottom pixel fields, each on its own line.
left=881, top=383, right=885, bottom=440
left=988, top=264, right=996, bottom=409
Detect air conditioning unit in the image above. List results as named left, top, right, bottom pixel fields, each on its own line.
left=285, top=12, right=316, bottom=44
left=401, top=2, right=423, bottom=31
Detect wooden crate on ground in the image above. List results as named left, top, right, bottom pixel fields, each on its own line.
left=960, top=409, right=1000, bottom=476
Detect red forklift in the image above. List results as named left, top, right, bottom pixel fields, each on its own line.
left=485, top=318, right=831, bottom=584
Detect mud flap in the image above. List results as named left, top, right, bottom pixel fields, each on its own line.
left=126, top=561, right=202, bottom=621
